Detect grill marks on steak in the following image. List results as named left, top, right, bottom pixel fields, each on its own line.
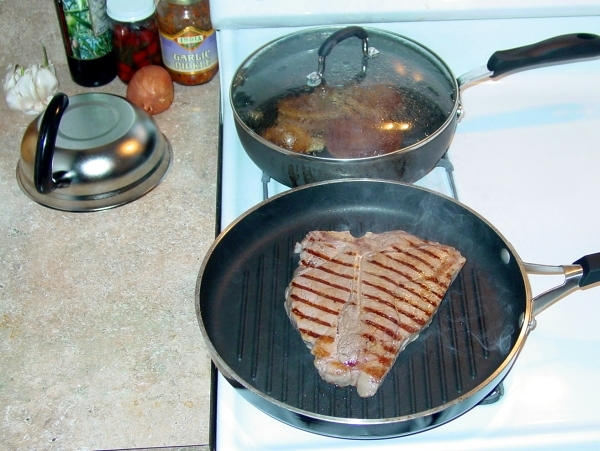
left=284, top=230, right=466, bottom=397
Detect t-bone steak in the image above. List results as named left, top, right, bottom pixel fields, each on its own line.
left=284, top=230, right=466, bottom=397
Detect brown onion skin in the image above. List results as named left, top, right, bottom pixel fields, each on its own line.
left=126, top=65, right=174, bottom=115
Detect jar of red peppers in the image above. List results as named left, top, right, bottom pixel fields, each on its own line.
left=107, top=0, right=162, bottom=83
left=156, top=0, right=219, bottom=85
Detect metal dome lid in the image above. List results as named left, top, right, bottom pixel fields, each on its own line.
left=16, top=92, right=172, bottom=212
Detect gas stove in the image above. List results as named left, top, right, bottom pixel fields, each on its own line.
left=206, top=1, right=600, bottom=449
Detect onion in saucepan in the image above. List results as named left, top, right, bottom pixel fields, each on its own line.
left=126, top=65, right=174, bottom=115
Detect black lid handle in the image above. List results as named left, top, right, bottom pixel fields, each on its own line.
left=318, top=26, right=370, bottom=58
left=307, top=26, right=373, bottom=87
left=34, top=92, right=69, bottom=194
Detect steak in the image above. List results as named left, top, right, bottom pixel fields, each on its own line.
left=284, top=230, right=466, bottom=397
left=260, top=84, right=406, bottom=157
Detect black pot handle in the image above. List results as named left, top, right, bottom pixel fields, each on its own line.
left=307, top=26, right=373, bottom=87
left=529, top=251, right=600, bottom=316
left=34, top=92, right=69, bottom=194
left=488, top=33, right=600, bottom=78
left=574, top=253, right=600, bottom=287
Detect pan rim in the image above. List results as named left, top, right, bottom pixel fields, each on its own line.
left=194, top=179, right=533, bottom=431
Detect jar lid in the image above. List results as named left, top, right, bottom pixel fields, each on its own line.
left=107, top=0, right=156, bottom=22
left=164, top=0, right=203, bottom=5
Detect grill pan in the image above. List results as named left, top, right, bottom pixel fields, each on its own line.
left=195, top=179, right=600, bottom=438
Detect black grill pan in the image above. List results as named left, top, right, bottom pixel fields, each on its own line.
left=195, top=179, right=598, bottom=438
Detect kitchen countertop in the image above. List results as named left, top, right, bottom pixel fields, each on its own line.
left=0, top=1, right=218, bottom=449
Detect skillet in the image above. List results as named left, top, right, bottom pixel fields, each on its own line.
left=195, top=179, right=600, bottom=438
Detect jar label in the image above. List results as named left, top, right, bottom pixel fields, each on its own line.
left=58, top=0, right=113, bottom=60
left=159, top=27, right=218, bottom=74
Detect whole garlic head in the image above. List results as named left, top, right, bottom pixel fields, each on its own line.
left=3, top=47, right=59, bottom=115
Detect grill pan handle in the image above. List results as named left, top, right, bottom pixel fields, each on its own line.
left=573, top=253, right=600, bottom=286
left=526, top=252, right=600, bottom=316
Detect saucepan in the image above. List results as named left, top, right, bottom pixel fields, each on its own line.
left=231, top=27, right=600, bottom=187
left=195, top=179, right=600, bottom=438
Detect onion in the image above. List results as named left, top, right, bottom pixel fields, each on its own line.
left=126, top=65, right=174, bottom=115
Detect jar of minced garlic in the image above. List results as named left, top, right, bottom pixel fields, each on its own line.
left=156, top=0, right=219, bottom=85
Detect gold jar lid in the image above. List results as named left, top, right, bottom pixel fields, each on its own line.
left=162, top=0, right=203, bottom=5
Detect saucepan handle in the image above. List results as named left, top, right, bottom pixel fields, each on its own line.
left=306, top=26, right=375, bottom=87
left=527, top=252, right=600, bottom=316
left=458, top=33, right=600, bottom=88
left=34, top=92, right=69, bottom=194
left=488, top=33, right=600, bottom=78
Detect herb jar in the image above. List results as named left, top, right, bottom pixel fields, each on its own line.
left=156, top=0, right=219, bottom=85
left=107, top=0, right=162, bottom=83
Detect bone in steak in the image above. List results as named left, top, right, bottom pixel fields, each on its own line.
left=284, top=230, right=466, bottom=397
left=260, top=84, right=406, bottom=158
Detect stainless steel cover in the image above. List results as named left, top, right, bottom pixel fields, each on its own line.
left=17, top=92, right=172, bottom=212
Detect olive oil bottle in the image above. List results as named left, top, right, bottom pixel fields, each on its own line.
left=53, top=0, right=117, bottom=87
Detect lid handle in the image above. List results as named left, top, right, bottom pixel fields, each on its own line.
left=34, top=93, right=69, bottom=194
left=306, top=26, right=379, bottom=87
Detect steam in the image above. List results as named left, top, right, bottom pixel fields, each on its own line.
left=471, top=322, right=516, bottom=356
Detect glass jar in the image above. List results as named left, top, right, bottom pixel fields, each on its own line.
left=156, top=0, right=219, bottom=85
left=107, top=0, right=162, bottom=83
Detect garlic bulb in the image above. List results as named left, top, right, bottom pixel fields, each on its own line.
left=3, top=47, right=59, bottom=115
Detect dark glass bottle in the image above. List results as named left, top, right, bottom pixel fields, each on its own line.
left=53, top=0, right=117, bottom=87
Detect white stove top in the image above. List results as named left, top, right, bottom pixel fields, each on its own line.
left=209, top=5, right=600, bottom=450
left=211, top=0, right=600, bottom=28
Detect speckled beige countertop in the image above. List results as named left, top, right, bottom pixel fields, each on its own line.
left=0, top=1, right=218, bottom=449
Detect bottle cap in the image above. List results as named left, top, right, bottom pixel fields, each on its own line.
left=163, top=0, right=203, bottom=5
left=107, top=0, right=156, bottom=22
